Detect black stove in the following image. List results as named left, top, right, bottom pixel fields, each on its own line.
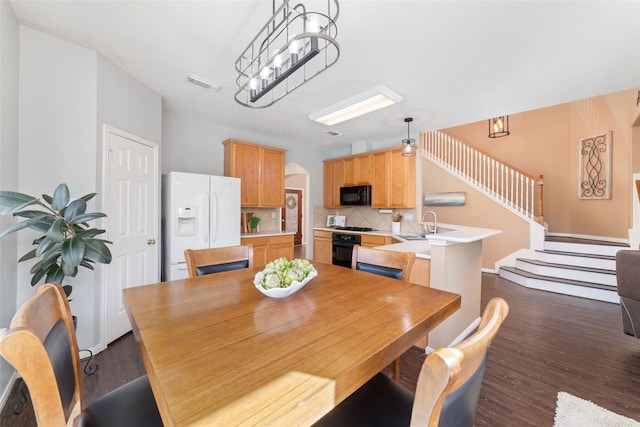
left=334, top=226, right=375, bottom=232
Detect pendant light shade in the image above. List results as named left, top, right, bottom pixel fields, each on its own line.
left=488, top=116, right=510, bottom=138
left=402, top=117, right=416, bottom=157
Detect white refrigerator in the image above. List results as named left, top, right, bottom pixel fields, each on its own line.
left=163, top=171, right=241, bottom=281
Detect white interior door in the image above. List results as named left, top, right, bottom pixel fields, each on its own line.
left=104, top=126, right=159, bottom=343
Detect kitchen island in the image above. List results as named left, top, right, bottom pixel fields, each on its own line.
left=241, top=231, right=295, bottom=269
left=378, top=223, right=501, bottom=352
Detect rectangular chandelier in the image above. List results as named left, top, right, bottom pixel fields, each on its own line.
left=234, top=0, right=340, bottom=108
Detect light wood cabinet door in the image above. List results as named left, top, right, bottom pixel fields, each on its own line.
left=261, top=147, right=285, bottom=207
left=223, top=139, right=286, bottom=208
left=331, top=159, right=344, bottom=208
left=268, top=234, right=294, bottom=261
left=371, top=151, right=389, bottom=207
left=241, top=237, right=269, bottom=268
left=360, top=234, right=387, bottom=248
left=355, top=154, right=371, bottom=184
left=323, top=161, right=334, bottom=208
left=226, top=142, right=260, bottom=206
left=371, top=148, right=416, bottom=208
left=313, top=230, right=333, bottom=264
left=343, top=157, right=356, bottom=186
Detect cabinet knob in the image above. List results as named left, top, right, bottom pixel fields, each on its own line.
left=147, top=239, right=156, bottom=245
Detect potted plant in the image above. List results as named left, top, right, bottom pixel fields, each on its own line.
left=0, top=183, right=112, bottom=298
left=248, top=215, right=261, bottom=233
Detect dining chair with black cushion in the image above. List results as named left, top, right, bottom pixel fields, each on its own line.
left=0, top=282, right=163, bottom=427
left=313, top=297, right=509, bottom=427
left=615, top=249, right=640, bottom=338
left=351, top=244, right=416, bottom=282
left=351, top=244, right=416, bottom=381
left=184, top=244, right=254, bottom=278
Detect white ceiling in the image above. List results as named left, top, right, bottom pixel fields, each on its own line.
left=9, top=1, right=640, bottom=149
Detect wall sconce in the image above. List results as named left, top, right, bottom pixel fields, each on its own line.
left=488, top=116, right=510, bottom=138
left=402, top=117, right=416, bottom=157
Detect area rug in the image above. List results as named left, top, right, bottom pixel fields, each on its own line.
left=554, top=391, right=640, bottom=427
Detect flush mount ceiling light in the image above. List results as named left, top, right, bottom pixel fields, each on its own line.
left=401, top=117, right=416, bottom=157
left=234, top=0, right=340, bottom=108
left=309, top=84, right=403, bottom=126
left=488, top=116, right=510, bottom=138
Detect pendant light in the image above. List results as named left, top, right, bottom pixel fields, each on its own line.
left=402, top=117, right=416, bottom=157
left=488, top=116, right=510, bottom=138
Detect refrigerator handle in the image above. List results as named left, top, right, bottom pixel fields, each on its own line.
left=204, top=191, right=210, bottom=244
left=211, top=191, right=217, bottom=242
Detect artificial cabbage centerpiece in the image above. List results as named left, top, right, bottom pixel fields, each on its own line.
left=261, top=257, right=314, bottom=289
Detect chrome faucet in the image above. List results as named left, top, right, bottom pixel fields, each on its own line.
left=420, top=210, right=437, bottom=235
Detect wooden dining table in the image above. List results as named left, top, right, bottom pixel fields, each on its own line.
left=123, top=261, right=461, bottom=426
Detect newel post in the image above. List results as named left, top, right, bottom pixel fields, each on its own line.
left=537, top=175, right=544, bottom=225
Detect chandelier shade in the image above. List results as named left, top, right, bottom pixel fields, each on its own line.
left=234, top=0, right=340, bottom=108
left=488, top=116, right=510, bottom=138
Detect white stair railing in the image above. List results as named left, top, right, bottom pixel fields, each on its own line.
left=422, top=130, right=544, bottom=224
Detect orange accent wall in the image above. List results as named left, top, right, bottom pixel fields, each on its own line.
left=440, top=89, right=637, bottom=239
left=423, top=160, right=531, bottom=269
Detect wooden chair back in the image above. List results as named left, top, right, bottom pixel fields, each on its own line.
left=351, top=244, right=416, bottom=282
left=0, top=283, right=83, bottom=426
left=411, top=297, right=509, bottom=427
left=184, top=244, right=254, bottom=278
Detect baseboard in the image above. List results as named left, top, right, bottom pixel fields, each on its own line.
left=0, top=372, right=20, bottom=419
left=424, top=316, right=481, bottom=354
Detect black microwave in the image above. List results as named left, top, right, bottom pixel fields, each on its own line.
left=340, top=185, right=372, bottom=206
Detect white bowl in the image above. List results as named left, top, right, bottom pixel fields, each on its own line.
left=254, top=266, right=318, bottom=299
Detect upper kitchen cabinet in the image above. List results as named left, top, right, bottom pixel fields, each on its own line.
left=324, top=154, right=372, bottom=208
left=371, top=147, right=416, bottom=208
left=223, top=139, right=286, bottom=208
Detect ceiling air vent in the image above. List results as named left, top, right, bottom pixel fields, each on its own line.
left=187, top=74, right=221, bottom=92
left=327, top=130, right=342, bottom=137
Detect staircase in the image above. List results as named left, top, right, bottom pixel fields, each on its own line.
left=499, top=236, right=629, bottom=303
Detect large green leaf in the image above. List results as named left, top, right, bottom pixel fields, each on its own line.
left=0, top=191, right=38, bottom=211
left=79, top=192, right=97, bottom=203
left=83, top=239, right=112, bottom=264
left=45, top=219, right=65, bottom=243
left=69, top=212, right=106, bottom=224
left=40, top=246, right=62, bottom=269
left=44, top=266, right=65, bottom=285
left=51, top=184, right=70, bottom=211
left=62, top=237, right=86, bottom=268
left=64, top=199, right=87, bottom=221
left=76, top=228, right=106, bottom=238
left=0, top=215, right=49, bottom=238
left=19, top=248, right=37, bottom=262
left=42, top=194, right=53, bottom=205
left=35, top=237, right=55, bottom=257
left=61, top=260, right=77, bottom=276
left=30, top=268, right=47, bottom=286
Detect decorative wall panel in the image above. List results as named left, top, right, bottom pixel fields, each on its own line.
left=579, top=131, right=611, bottom=200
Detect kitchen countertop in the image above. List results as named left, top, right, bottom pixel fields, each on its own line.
left=241, top=231, right=295, bottom=238
left=314, top=224, right=501, bottom=260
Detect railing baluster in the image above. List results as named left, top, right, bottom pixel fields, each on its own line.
left=421, top=130, right=543, bottom=224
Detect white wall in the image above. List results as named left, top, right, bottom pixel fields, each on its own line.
left=0, top=0, right=20, bottom=400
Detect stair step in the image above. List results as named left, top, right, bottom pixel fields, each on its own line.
left=544, top=236, right=629, bottom=257
left=499, top=266, right=620, bottom=304
left=535, top=249, right=616, bottom=270
left=515, top=258, right=616, bottom=286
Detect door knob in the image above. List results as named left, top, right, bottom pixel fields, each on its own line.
left=147, top=239, right=156, bottom=245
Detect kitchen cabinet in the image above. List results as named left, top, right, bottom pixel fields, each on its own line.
left=223, top=139, right=286, bottom=208
left=323, top=160, right=344, bottom=208
left=343, top=154, right=371, bottom=186
left=360, top=234, right=393, bottom=248
left=241, top=234, right=294, bottom=269
left=313, top=230, right=333, bottom=264
left=371, top=147, right=416, bottom=208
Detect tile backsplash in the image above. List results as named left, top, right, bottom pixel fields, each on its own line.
left=313, top=205, right=424, bottom=234
left=240, top=208, right=280, bottom=232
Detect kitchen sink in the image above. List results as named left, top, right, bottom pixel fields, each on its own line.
left=398, top=228, right=455, bottom=240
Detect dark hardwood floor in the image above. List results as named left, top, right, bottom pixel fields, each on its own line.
left=3, top=273, right=639, bottom=426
